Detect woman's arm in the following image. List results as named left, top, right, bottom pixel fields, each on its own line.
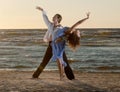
left=36, top=6, right=51, bottom=27
left=68, top=12, right=90, bottom=33
left=55, top=12, right=90, bottom=43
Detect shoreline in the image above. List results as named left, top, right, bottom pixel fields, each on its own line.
left=0, top=70, right=120, bottom=92
left=0, top=68, right=119, bottom=73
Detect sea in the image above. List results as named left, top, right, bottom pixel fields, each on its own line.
left=0, top=28, right=120, bottom=72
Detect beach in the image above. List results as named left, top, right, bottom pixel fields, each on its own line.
left=0, top=70, right=120, bottom=92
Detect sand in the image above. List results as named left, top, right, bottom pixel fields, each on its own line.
left=0, top=70, right=120, bottom=92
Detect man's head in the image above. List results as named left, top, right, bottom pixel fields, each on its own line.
left=52, top=14, right=62, bottom=24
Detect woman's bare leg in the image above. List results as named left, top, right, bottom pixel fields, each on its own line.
left=57, top=59, right=64, bottom=80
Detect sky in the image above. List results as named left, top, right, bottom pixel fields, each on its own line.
left=0, top=0, right=120, bottom=29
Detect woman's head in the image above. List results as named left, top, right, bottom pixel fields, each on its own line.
left=53, top=14, right=62, bottom=24
left=66, top=29, right=81, bottom=50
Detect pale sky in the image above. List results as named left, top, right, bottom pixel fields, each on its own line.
left=0, top=0, right=120, bottom=29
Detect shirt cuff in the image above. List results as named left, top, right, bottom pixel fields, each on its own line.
left=42, top=10, right=47, bottom=15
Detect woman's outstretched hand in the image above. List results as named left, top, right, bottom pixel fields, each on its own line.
left=86, top=12, right=90, bottom=19
left=36, top=6, right=43, bottom=11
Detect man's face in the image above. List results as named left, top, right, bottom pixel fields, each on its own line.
left=52, top=15, right=58, bottom=24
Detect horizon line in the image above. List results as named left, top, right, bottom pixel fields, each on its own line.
left=0, top=27, right=120, bottom=30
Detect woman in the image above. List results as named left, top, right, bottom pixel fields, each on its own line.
left=52, top=12, right=90, bottom=80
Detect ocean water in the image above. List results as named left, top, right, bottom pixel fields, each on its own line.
left=0, top=28, right=120, bottom=72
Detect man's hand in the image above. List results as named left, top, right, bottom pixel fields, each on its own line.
left=55, top=37, right=63, bottom=43
left=36, top=6, right=43, bottom=11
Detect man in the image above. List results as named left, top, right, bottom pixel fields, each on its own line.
left=32, top=6, right=75, bottom=80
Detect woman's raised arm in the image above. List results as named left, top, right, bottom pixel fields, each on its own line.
left=68, top=12, right=90, bottom=33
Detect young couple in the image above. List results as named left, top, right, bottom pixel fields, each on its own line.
left=33, top=6, right=90, bottom=80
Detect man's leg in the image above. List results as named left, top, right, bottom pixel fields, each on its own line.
left=32, top=43, right=52, bottom=78
left=63, top=52, right=75, bottom=80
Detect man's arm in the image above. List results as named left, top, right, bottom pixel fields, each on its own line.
left=36, top=6, right=51, bottom=27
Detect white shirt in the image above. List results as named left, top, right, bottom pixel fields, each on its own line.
left=42, top=10, right=63, bottom=42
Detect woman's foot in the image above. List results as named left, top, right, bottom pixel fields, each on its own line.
left=60, top=74, right=65, bottom=81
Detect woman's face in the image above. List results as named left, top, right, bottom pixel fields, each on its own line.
left=76, top=30, right=80, bottom=37
left=71, top=29, right=80, bottom=37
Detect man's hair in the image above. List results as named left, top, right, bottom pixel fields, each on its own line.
left=55, top=14, right=62, bottom=23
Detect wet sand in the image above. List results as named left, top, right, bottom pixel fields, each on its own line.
left=0, top=70, right=120, bottom=92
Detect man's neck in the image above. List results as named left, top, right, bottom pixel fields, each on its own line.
left=54, top=24, right=61, bottom=27
left=54, top=22, right=61, bottom=27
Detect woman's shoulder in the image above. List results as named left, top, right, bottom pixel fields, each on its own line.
left=62, top=27, right=69, bottom=32
left=63, top=26, right=69, bottom=29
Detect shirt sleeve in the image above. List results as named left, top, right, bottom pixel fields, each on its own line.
left=42, top=10, right=51, bottom=28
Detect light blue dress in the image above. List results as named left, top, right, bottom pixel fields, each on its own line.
left=51, top=27, right=68, bottom=67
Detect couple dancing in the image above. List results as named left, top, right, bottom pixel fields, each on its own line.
left=33, top=6, right=90, bottom=80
